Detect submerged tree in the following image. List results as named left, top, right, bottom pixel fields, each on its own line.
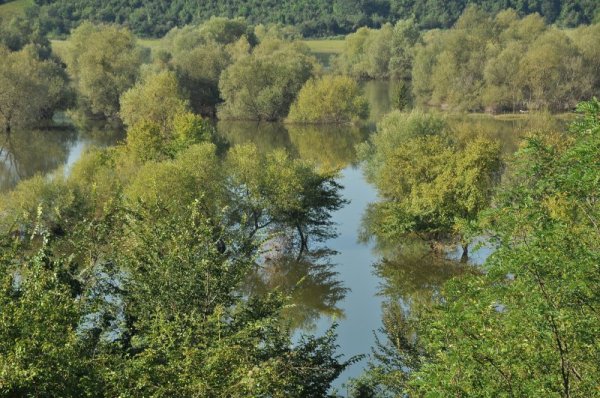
left=287, top=75, right=369, bottom=124
left=218, top=39, right=317, bottom=121
left=352, top=99, right=600, bottom=396
left=0, top=45, right=72, bottom=132
left=227, top=144, right=346, bottom=250
left=359, top=111, right=502, bottom=259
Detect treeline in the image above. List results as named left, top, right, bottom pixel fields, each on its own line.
left=335, top=7, right=600, bottom=111
left=0, top=16, right=371, bottom=133
left=27, top=0, right=600, bottom=37
left=350, top=100, right=600, bottom=397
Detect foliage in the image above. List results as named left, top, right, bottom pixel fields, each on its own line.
left=0, top=44, right=71, bottom=131
left=359, top=110, right=502, bottom=255
left=0, top=119, right=353, bottom=397
left=63, top=22, right=147, bottom=119
left=30, top=0, right=600, bottom=38
left=355, top=99, right=600, bottom=396
left=218, top=39, right=317, bottom=121
left=226, top=143, right=346, bottom=249
left=0, top=235, right=101, bottom=396
left=412, top=8, right=600, bottom=111
left=120, top=70, right=189, bottom=132
left=287, top=75, right=369, bottom=124
left=334, top=19, right=421, bottom=82
left=159, top=18, right=255, bottom=114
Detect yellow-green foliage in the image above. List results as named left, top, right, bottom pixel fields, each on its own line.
left=218, top=39, right=318, bottom=121
left=287, top=75, right=369, bottom=124
left=360, top=110, right=502, bottom=243
left=125, top=142, right=222, bottom=212
left=120, top=70, right=189, bottom=132
left=0, top=45, right=71, bottom=131
left=64, top=22, right=147, bottom=118
left=413, top=8, right=600, bottom=111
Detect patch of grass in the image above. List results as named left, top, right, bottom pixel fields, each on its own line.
left=0, top=0, right=33, bottom=20
left=302, top=39, right=345, bottom=55
left=50, top=40, right=68, bottom=61
left=138, top=38, right=161, bottom=51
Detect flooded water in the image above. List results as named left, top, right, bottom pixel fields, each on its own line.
left=0, top=81, right=567, bottom=391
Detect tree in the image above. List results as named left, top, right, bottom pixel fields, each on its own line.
left=403, top=99, right=600, bottom=396
left=359, top=111, right=502, bottom=258
left=287, top=75, right=369, bottom=124
left=218, top=39, right=317, bottom=121
left=64, top=22, right=147, bottom=119
left=226, top=144, right=346, bottom=250
left=0, top=45, right=72, bottom=132
left=120, top=70, right=189, bottom=132
left=0, top=236, right=101, bottom=397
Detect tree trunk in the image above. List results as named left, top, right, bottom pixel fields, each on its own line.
left=461, top=243, right=469, bottom=262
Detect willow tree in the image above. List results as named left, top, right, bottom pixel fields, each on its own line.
left=287, top=75, right=369, bottom=124
left=360, top=111, right=502, bottom=259
left=64, top=22, right=147, bottom=118
left=0, top=45, right=71, bottom=132
left=218, top=39, right=317, bottom=121
left=405, top=99, right=600, bottom=397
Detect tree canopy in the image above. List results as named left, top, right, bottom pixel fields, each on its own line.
left=29, top=0, right=600, bottom=38
left=287, top=75, right=369, bottom=124
left=352, top=99, right=600, bottom=397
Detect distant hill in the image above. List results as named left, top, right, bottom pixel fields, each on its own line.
left=30, top=0, right=600, bottom=37
left=0, top=0, right=33, bottom=20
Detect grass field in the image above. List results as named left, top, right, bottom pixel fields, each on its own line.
left=302, top=39, right=345, bottom=55
left=0, top=0, right=33, bottom=20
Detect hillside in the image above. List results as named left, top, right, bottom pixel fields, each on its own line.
left=32, top=0, right=600, bottom=37
left=0, top=0, right=33, bottom=20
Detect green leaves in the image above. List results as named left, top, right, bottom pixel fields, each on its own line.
left=287, top=75, right=369, bottom=124
left=363, top=100, right=600, bottom=396
left=360, top=111, right=502, bottom=248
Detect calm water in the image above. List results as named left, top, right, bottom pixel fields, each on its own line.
left=0, top=82, right=566, bottom=391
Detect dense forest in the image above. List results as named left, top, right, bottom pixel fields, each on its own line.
left=28, top=0, right=600, bottom=37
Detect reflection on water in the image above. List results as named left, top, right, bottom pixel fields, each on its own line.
left=218, top=120, right=369, bottom=169
left=217, top=121, right=294, bottom=154
left=287, top=124, right=369, bottom=170
left=373, top=240, right=471, bottom=312
left=0, top=128, right=76, bottom=192
left=0, top=123, right=124, bottom=193
left=245, top=243, right=348, bottom=331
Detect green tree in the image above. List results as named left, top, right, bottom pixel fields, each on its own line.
left=404, top=99, right=600, bottom=396
left=0, top=235, right=100, bottom=396
left=287, top=75, right=369, bottom=124
left=359, top=111, right=502, bottom=258
left=64, top=22, right=147, bottom=119
left=120, top=70, right=189, bottom=132
left=218, top=40, right=317, bottom=121
left=0, top=45, right=72, bottom=132
left=227, top=144, right=346, bottom=250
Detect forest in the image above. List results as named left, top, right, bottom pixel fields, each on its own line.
left=0, top=1, right=599, bottom=397
left=24, top=0, right=600, bottom=37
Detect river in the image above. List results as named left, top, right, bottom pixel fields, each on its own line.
left=0, top=81, right=566, bottom=392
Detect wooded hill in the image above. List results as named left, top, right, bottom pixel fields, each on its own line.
left=31, top=0, right=600, bottom=37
